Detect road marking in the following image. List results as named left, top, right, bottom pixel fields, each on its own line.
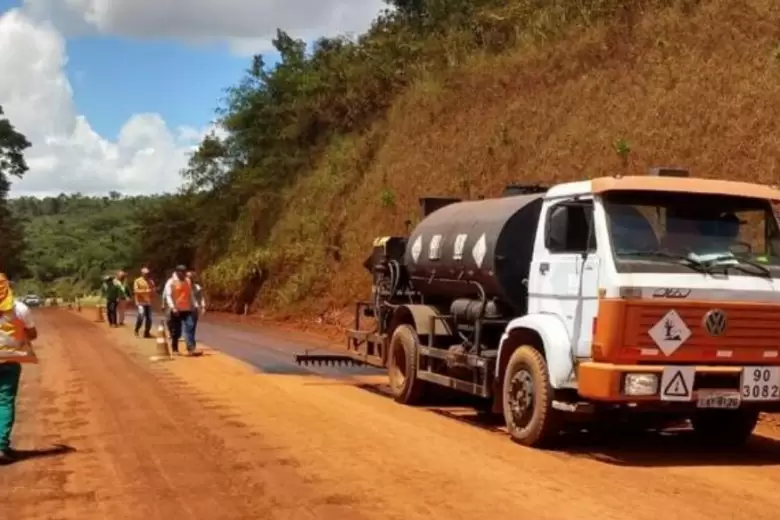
left=660, top=366, right=694, bottom=401
left=648, top=309, right=691, bottom=356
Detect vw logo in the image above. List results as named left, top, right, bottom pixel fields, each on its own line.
left=703, top=309, right=728, bottom=336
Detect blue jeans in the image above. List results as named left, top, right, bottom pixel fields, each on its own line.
left=167, top=310, right=196, bottom=352
left=0, top=362, right=22, bottom=451
left=134, top=304, right=153, bottom=336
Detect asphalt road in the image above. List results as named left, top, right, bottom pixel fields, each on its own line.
left=126, top=309, right=384, bottom=378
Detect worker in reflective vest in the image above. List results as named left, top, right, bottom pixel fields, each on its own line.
left=133, top=267, right=155, bottom=338
left=0, top=273, right=38, bottom=464
left=162, top=265, right=202, bottom=357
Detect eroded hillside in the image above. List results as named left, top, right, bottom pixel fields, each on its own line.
left=198, top=0, right=780, bottom=321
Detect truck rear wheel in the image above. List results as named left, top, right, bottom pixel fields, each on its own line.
left=502, top=346, right=560, bottom=448
left=387, top=324, right=429, bottom=405
left=691, top=409, right=759, bottom=446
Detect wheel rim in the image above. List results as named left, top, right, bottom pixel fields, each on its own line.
left=508, top=369, right=535, bottom=429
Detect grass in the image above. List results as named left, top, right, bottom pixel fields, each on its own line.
left=207, top=0, right=780, bottom=322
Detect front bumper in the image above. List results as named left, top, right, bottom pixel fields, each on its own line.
left=577, top=362, right=780, bottom=410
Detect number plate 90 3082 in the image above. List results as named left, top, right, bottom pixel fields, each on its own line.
left=741, top=367, right=780, bottom=401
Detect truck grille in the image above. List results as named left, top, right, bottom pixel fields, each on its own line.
left=628, top=304, right=780, bottom=352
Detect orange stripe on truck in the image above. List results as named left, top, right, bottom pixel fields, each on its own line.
left=593, top=299, right=780, bottom=364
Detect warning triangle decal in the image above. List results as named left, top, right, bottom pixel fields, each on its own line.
left=663, top=371, right=690, bottom=397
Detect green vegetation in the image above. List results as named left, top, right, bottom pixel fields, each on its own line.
left=9, top=193, right=165, bottom=299
left=0, top=106, right=31, bottom=279
left=10, top=0, right=780, bottom=322
left=137, top=0, right=685, bottom=313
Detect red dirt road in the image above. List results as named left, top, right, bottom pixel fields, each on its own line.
left=3, top=310, right=780, bottom=519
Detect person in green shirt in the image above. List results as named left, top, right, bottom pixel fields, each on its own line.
left=101, top=274, right=125, bottom=327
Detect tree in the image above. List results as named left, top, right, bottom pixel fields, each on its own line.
left=0, top=106, right=31, bottom=277
left=0, top=106, right=30, bottom=190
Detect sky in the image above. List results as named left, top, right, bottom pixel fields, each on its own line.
left=0, top=0, right=386, bottom=197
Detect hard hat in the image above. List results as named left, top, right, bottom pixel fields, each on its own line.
left=0, top=273, right=13, bottom=312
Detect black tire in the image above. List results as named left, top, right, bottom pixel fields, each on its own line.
left=502, top=346, right=560, bottom=448
left=387, top=324, right=429, bottom=405
left=691, top=409, right=759, bottom=446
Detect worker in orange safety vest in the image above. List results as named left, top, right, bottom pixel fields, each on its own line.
left=162, top=265, right=202, bottom=357
left=0, top=273, right=38, bottom=464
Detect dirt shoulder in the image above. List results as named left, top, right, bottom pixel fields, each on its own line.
left=0, top=309, right=367, bottom=520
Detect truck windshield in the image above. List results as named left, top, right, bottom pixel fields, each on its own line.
left=602, top=190, right=780, bottom=276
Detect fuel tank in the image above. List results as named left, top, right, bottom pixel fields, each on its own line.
left=405, top=193, right=544, bottom=315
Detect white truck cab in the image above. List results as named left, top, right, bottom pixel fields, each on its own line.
left=499, top=168, right=780, bottom=445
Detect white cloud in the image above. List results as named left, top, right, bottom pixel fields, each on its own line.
left=0, top=9, right=210, bottom=197
left=21, top=0, right=388, bottom=55
left=1, top=1, right=388, bottom=197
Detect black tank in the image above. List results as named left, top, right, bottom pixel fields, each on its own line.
left=405, top=194, right=544, bottom=314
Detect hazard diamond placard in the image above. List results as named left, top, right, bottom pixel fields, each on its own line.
left=659, top=366, right=695, bottom=401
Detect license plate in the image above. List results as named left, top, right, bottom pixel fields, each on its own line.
left=696, top=391, right=741, bottom=409
left=741, top=366, right=780, bottom=401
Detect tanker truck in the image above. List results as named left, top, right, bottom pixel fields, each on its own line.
left=296, top=167, right=780, bottom=448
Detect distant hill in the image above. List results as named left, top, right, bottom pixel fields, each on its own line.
left=9, top=193, right=164, bottom=297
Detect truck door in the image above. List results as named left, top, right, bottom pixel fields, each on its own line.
left=528, top=198, right=598, bottom=359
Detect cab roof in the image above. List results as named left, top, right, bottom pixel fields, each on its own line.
left=546, top=176, right=780, bottom=201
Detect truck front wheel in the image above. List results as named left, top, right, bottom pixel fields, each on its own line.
left=691, top=409, right=759, bottom=446
left=502, top=346, right=560, bottom=448
left=387, top=324, right=429, bottom=405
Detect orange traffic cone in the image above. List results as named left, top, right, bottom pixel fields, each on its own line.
left=149, top=321, right=173, bottom=362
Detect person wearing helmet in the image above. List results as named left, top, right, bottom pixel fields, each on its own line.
left=133, top=267, right=156, bottom=338
left=101, top=274, right=120, bottom=327
left=0, top=273, right=37, bottom=464
left=162, top=265, right=202, bottom=357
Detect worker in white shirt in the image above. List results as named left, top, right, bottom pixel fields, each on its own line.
left=162, top=265, right=201, bottom=357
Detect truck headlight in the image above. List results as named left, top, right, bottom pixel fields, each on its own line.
left=623, top=373, right=658, bottom=396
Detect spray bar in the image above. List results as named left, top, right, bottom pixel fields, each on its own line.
left=294, top=352, right=366, bottom=367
